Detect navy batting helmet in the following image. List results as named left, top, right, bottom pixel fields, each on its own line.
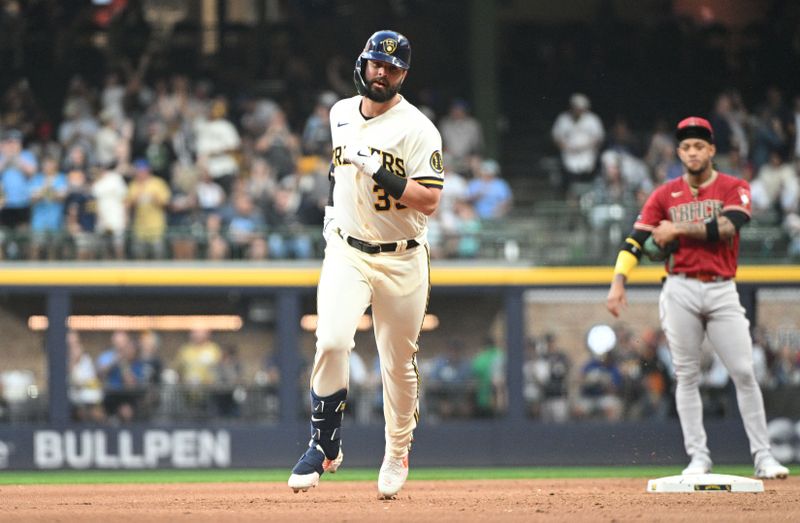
left=353, top=30, right=411, bottom=96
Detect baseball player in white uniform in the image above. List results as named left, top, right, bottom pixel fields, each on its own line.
left=288, top=30, right=444, bottom=499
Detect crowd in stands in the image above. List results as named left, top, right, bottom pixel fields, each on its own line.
left=0, top=74, right=514, bottom=262
left=67, top=327, right=249, bottom=424
left=2, top=69, right=799, bottom=262
left=524, top=324, right=800, bottom=423
left=0, top=74, right=328, bottom=261
left=552, top=88, right=800, bottom=259
left=45, top=320, right=799, bottom=425
left=323, top=323, right=798, bottom=423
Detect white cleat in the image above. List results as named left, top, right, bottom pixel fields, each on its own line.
left=287, top=446, right=343, bottom=493
left=681, top=454, right=712, bottom=475
left=377, top=454, right=409, bottom=500
left=288, top=471, right=320, bottom=493
left=754, top=452, right=790, bottom=479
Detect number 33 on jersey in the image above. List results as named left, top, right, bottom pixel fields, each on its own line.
left=329, top=95, right=444, bottom=243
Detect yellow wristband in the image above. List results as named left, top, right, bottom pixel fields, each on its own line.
left=613, top=250, right=639, bottom=278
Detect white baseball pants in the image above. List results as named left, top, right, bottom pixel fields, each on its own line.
left=311, top=232, right=429, bottom=458
left=659, top=275, right=771, bottom=460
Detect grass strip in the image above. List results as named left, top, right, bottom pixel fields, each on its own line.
left=0, top=465, right=763, bottom=485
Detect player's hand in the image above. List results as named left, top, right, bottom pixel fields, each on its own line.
left=343, top=144, right=382, bottom=176
left=652, top=220, right=678, bottom=246
left=606, top=279, right=627, bottom=318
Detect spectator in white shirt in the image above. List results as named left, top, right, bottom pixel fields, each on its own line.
left=92, top=164, right=128, bottom=259
left=439, top=98, right=484, bottom=178
left=194, top=97, right=241, bottom=195
left=551, top=93, right=605, bottom=198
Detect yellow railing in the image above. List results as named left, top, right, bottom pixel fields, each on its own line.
left=1, top=263, right=799, bottom=287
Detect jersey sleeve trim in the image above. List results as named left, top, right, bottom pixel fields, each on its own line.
left=634, top=223, right=655, bottom=232
left=412, top=176, right=444, bottom=189
left=722, top=204, right=751, bottom=216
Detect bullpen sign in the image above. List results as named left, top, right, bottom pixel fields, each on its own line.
left=34, top=429, right=231, bottom=469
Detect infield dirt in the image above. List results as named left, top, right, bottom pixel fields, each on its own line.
left=1, top=477, right=799, bottom=522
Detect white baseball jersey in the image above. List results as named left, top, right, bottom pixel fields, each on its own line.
left=329, top=95, right=444, bottom=243
left=310, top=94, right=443, bottom=459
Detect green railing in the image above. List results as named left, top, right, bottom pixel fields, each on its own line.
left=1, top=204, right=794, bottom=265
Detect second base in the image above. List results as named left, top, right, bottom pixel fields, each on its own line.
left=647, top=473, right=764, bottom=493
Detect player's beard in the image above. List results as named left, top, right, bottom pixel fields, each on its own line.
left=366, top=79, right=401, bottom=103
left=685, top=158, right=711, bottom=177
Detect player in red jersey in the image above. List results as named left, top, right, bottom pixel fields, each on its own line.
left=606, top=117, right=789, bottom=479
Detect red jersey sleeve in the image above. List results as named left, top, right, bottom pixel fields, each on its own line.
left=634, top=184, right=672, bottom=232
left=722, top=178, right=752, bottom=217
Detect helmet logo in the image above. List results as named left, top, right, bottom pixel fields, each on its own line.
left=381, top=38, right=398, bottom=55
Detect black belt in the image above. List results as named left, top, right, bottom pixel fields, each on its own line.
left=337, top=228, right=419, bottom=254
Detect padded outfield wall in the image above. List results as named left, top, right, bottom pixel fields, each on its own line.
left=0, top=263, right=798, bottom=470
